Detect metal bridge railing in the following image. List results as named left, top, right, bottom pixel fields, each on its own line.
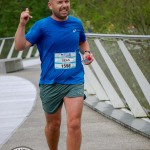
left=85, top=33, right=150, bottom=118
left=0, top=34, right=150, bottom=118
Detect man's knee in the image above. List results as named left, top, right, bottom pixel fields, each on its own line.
left=46, top=120, right=61, bottom=132
left=67, top=119, right=81, bottom=131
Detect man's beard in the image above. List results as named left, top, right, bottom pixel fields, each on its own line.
left=52, top=10, right=69, bottom=20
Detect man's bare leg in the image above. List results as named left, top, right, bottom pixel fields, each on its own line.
left=64, top=97, right=83, bottom=150
left=45, top=106, right=62, bottom=150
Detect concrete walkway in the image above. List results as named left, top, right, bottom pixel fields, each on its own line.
left=0, top=63, right=150, bottom=150
left=0, top=75, right=37, bottom=148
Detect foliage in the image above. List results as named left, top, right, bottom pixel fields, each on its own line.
left=71, top=0, right=150, bottom=34
left=0, top=0, right=149, bottom=37
left=0, top=0, right=49, bottom=37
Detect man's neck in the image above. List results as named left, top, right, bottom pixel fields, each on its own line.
left=51, top=14, right=68, bottom=21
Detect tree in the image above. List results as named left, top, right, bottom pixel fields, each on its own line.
left=0, top=0, right=149, bottom=37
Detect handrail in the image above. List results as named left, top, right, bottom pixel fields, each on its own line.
left=1, top=34, right=150, bottom=40
left=86, top=33, right=150, bottom=39
left=0, top=37, right=14, bottom=40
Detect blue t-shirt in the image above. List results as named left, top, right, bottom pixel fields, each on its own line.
left=26, top=16, right=86, bottom=84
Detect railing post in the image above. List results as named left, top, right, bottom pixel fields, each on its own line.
left=84, top=65, right=109, bottom=101
left=17, top=51, right=23, bottom=59
left=91, top=59, right=125, bottom=108
left=0, top=39, right=5, bottom=55
left=26, top=46, right=34, bottom=59
left=118, top=40, right=150, bottom=105
left=7, top=41, right=15, bottom=59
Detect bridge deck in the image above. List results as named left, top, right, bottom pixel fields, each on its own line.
left=0, top=62, right=150, bottom=150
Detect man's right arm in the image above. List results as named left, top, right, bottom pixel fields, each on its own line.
left=15, top=8, right=32, bottom=51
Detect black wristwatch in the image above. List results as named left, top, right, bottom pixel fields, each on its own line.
left=84, top=50, right=91, bottom=54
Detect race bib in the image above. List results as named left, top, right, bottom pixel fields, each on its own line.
left=55, top=52, right=76, bottom=69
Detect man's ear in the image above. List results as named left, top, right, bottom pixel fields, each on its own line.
left=48, top=2, right=52, bottom=10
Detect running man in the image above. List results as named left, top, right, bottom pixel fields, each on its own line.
left=15, top=0, right=93, bottom=150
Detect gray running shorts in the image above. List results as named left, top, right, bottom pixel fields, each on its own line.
left=39, top=84, right=84, bottom=114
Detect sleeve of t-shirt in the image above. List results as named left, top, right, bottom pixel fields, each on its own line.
left=25, top=21, right=42, bottom=45
left=78, top=20, right=86, bottom=43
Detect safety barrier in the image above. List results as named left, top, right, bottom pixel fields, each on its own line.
left=0, top=37, right=39, bottom=59
left=0, top=34, right=150, bottom=118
